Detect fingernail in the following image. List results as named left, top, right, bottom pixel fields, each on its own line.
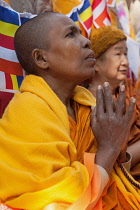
left=98, top=85, right=102, bottom=90
left=104, top=82, right=109, bottom=87
left=120, top=85, right=125, bottom=91
left=131, top=97, right=136, bottom=103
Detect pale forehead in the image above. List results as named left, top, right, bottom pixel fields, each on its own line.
left=49, top=14, right=78, bottom=33
left=106, top=40, right=128, bottom=53
left=112, top=40, right=127, bottom=50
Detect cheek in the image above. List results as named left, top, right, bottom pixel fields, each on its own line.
left=64, top=41, right=81, bottom=60
left=104, top=67, right=118, bottom=79
left=66, top=53, right=82, bottom=69
left=66, top=48, right=80, bottom=62
left=107, top=61, right=119, bottom=73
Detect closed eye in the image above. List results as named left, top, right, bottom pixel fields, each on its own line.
left=66, top=31, right=74, bottom=37
left=65, top=26, right=81, bottom=38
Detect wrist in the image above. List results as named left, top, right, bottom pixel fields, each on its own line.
left=95, top=148, right=120, bottom=175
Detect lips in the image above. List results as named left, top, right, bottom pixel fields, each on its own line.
left=85, top=52, right=95, bottom=60
left=119, top=70, right=127, bottom=74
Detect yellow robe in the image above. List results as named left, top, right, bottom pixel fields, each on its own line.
left=0, top=75, right=100, bottom=209
left=0, top=75, right=140, bottom=210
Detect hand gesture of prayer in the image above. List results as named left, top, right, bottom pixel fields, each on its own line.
left=91, top=82, right=136, bottom=174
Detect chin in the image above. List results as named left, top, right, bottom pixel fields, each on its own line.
left=82, top=70, right=95, bottom=80
left=89, top=69, right=95, bottom=77
left=118, top=75, right=127, bottom=81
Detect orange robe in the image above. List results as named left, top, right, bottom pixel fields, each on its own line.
left=124, top=79, right=140, bottom=181
left=0, top=75, right=140, bottom=210
left=125, top=79, right=140, bottom=146
left=69, top=100, right=140, bottom=210
left=0, top=75, right=103, bottom=209
left=88, top=78, right=140, bottom=182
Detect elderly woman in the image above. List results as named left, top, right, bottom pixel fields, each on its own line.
left=89, top=25, right=140, bottom=182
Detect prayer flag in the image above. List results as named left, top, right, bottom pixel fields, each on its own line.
left=68, top=9, right=79, bottom=26
left=67, top=0, right=111, bottom=33
left=107, top=0, right=116, bottom=7
left=91, top=0, right=111, bottom=28
left=66, top=0, right=93, bottom=36
left=0, top=0, right=35, bottom=92
left=77, top=0, right=93, bottom=36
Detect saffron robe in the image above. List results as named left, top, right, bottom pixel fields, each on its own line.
left=124, top=79, right=140, bottom=181
left=126, top=79, right=140, bottom=146
left=88, top=78, right=140, bottom=182
left=0, top=75, right=140, bottom=210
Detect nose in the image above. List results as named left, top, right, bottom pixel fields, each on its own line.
left=81, top=35, right=91, bottom=48
left=121, top=55, right=129, bottom=66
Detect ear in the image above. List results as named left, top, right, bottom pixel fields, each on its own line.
left=32, top=49, right=49, bottom=69
left=93, top=59, right=100, bottom=72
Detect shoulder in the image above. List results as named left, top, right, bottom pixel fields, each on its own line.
left=125, top=79, right=140, bottom=109
left=125, top=79, right=138, bottom=96
left=73, top=85, right=96, bottom=107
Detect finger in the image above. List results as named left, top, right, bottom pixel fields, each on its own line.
left=96, top=85, right=105, bottom=118
left=125, top=97, right=136, bottom=125
left=103, top=82, right=114, bottom=116
left=91, top=106, right=97, bottom=115
left=116, top=85, right=126, bottom=118
left=91, top=106, right=97, bottom=127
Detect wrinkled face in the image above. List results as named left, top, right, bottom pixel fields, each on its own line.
left=96, top=40, right=129, bottom=84
left=44, top=14, right=95, bottom=84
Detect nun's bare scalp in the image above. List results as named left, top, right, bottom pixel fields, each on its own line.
left=14, top=12, right=62, bottom=74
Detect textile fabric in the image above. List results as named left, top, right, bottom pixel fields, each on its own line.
left=125, top=79, right=140, bottom=181
left=0, top=75, right=140, bottom=209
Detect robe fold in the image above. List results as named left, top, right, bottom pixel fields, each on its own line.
left=125, top=79, right=140, bottom=181
left=0, top=75, right=140, bottom=210
left=125, top=79, right=140, bottom=146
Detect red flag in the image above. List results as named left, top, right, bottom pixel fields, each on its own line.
left=91, top=0, right=111, bottom=28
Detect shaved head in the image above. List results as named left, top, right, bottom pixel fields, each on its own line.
left=14, top=12, right=64, bottom=74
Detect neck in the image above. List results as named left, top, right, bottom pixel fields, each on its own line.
left=88, top=77, right=124, bottom=98
left=42, top=75, right=77, bottom=120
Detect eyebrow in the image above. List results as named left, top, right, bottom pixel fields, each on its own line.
left=114, top=46, right=128, bottom=51
left=67, top=25, right=82, bottom=34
